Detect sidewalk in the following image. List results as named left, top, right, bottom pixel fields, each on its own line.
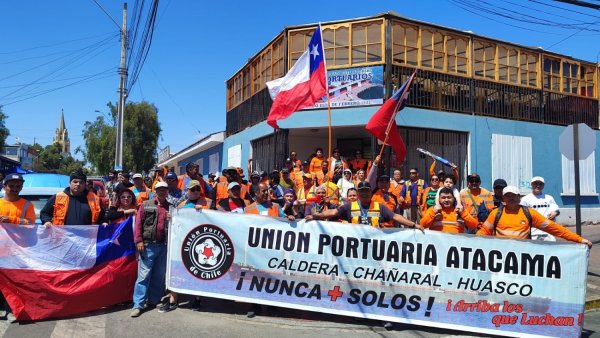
left=569, top=223, right=600, bottom=310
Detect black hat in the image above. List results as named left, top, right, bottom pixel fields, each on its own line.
left=70, top=171, right=87, bottom=182
left=493, top=179, right=508, bottom=189
left=208, top=173, right=216, bottom=178
left=467, top=173, right=481, bottom=182
left=302, top=160, right=309, bottom=166
left=357, top=181, right=371, bottom=191
left=377, top=175, right=390, bottom=182
left=3, top=173, right=24, bottom=185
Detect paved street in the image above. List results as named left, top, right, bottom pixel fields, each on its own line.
left=0, top=224, right=598, bottom=338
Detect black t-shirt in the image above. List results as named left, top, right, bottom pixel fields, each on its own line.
left=337, top=201, right=395, bottom=225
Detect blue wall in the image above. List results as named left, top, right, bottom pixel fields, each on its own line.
left=177, top=143, right=223, bottom=177
left=223, top=106, right=600, bottom=208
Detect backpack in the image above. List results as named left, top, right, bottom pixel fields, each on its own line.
left=493, top=204, right=533, bottom=238
left=476, top=201, right=490, bottom=222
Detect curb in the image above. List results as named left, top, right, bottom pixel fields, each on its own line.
left=586, top=296, right=600, bottom=311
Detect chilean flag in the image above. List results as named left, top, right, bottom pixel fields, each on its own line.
left=0, top=218, right=137, bottom=321
left=266, top=25, right=327, bottom=129
left=366, top=70, right=417, bottom=163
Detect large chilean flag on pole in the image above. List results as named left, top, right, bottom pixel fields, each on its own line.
left=0, top=218, right=137, bottom=321
left=266, top=25, right=327, bottom=129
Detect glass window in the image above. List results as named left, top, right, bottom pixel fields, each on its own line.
left=580, top=64, right=595, bottom=97
left=272, top=38, right=284, bottom=80
left=392, top=22, right=418, bottom=66
left=290, top=30, right=312, bottom=66
left=446, top=35, right=468, bottom=74
left=474, top=40, right=496, bottom=80
left=543, top=57, right=561, bottom=91
left=323, top=25, right=349, bottom=66
left=351, top=21, right=382, bottom=64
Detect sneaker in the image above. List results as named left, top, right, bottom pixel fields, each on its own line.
left=246, top=304, right=261, bottom=318
left=130, top=308, right=142, bottom=318
left=5, top=313, right=16, bottom=323
left=158, top=302, right=178, bottom=313
left=190, top=297, right=202, bottom=311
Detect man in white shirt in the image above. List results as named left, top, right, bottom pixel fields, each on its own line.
left=520, top=176, right=559, bottom=241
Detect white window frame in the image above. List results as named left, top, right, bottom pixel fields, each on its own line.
left=491, top=134, right=532, bottom=194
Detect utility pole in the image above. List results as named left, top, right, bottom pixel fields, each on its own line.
left=115, top=2, right=127, bottom=171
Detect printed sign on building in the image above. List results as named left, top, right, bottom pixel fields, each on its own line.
left=307, top=66, right=384, bottom=109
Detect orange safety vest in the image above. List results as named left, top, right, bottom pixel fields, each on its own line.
left=297, top=185, right=316, bottom=201
left=390, top=181, right=404, bottom=205
left=420, top=207, right=478, bottom=233
left=459, top=188, right=494, bottom=219
left=53, top=191, right=101, bottom=225
left=136, top=190, right=151, bottom=204
left=350, top=201, right=382, bottom=227
left=244, top=202, right=280, bottom=217
left=348, top=159, right=367, bottom=172
left=215, top=181, right=229, bottom=204
left=404, top=179, right=425, bottom=205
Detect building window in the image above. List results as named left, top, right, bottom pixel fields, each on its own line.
left=474, top=40, right=496, bottom=80
left=252, top=59, right=261, bottom=94
left=491, top=134, right=533, bottom=194
left=351, top=21, right=382, bottom=64
left=498, top=46, right=518, bottom=84
left=261, top=49, right=272, bottom=88
left=391, top=22, right=418, bottom=66
left=520, top=52, right=538, bottom=87
left=562, top=61, right=579, bottom=94
left=323, top=25, right=350, bottom=66
left=242, top=68, right=250, bottom=99
left=561, top=152, right=596, bottom=195
left=272, top=38, right=284, bottom=80
left=421, top=29, right=444, bottom=71
left=543, top=57, right=561, bottom=91
left=446, top=35, right=468, bottom=74
left=580, top=64, right=595, bottom=97
left=289, top=30, right=312, bottom=66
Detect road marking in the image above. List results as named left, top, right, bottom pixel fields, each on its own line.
left=50, top=315, right=105, bottom=338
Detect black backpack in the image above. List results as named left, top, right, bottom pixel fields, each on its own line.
left=493, top=204, right=533, bottom=238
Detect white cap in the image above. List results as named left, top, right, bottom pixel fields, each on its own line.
left=502, top=185, right=520, bottom=196
left=531, top=176, right=545, bottom=184
left=155, top=182, right=168, bottom=189
left=228, top=182, right=240, bottom=190
left=132, top=173, right=143, bottom=179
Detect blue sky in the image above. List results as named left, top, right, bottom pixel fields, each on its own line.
left=1, top=0, right=598, bottom=161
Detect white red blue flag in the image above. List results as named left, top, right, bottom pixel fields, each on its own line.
left=0, top=218, right=137, bottom=320
left=366, top=70, right=417, bottom=163
left=266, top=25, right=327, bottom=129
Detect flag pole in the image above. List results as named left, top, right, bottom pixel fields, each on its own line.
left=318, top=23, right=332, bottom=160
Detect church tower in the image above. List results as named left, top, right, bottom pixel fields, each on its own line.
left=53, top=109, right=71, bottom=155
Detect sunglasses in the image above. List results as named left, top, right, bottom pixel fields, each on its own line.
left=189, top=187, right=201, bottom=192
left=409, top=172, right=417, bottom=175
left=431, top=178, right=439, bottom=181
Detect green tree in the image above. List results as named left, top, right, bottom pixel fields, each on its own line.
left=82, top=101, right=161, bottom=174
left=0, top=106, right=10, bottom=150
left=37, top=143, right=85, bottom=174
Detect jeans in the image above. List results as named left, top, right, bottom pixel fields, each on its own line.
left=132, top=243, right=167, bottom=309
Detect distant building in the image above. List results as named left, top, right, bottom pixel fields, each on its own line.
left=1, top=143, right=34, bottom=170
left=157, top=131, right=225, bottom=176
left=53, top=109, right=70, bottom=155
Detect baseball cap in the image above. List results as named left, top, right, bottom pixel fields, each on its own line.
left=281, top=168, right=289, bottom=174
left=531, top=176, right=545, bottom=184
left=132, top=173, right=143, bottom=179
left=377, top=175, right=390, bottom=182
left=502, top=185, right=520, bottom=196
left=493, top=179, right=507, bottom=189
left=250, top=171, right=260, bottom=178
left=228, top=182, right=240, bottom=190
left=286, top=157, right=292, bottom=162
left=3, top=174, right=24, bottom=184
left=188, top=180, right=201, bottom=189
left=343, top=168, right=352, bottom=174
left=302, top=160, right=309, bottom=166
left=357, top=181, right=372, bottom=191
left=208, top=173, right=216, bottom=178
left=155, top=182, right=168, bottom=189
left=164, top=172, right=178, bottom=180
left=467, top=173, right=481, bottom=182
left=302, top=173, right=313, bottom=179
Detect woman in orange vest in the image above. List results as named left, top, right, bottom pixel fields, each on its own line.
left=106, top=189, right=138, bottom=224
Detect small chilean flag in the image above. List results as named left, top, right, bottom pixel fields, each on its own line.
left=266, top=25, right=327, bottom=129
left=366, top=70, right=417, bottom=163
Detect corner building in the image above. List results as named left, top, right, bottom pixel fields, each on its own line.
left=222, top=12, right=600, bottom=223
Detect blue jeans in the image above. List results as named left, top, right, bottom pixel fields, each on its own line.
left=132, top=243, right=167, bottom=309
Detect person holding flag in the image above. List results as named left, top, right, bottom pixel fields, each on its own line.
left=266, top=25, right=327, bottom=129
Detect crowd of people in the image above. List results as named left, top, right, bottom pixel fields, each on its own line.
left=0, top=147, right=592, bottom=322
